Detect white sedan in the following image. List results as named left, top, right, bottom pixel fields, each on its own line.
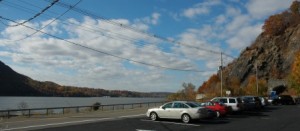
left=146, top=101, right=216, bottom=123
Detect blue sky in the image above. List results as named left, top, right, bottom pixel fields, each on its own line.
left=0, top=0, right=295, bottom=92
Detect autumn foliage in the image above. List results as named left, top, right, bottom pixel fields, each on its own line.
left=198, top=74, right=220, bottom=97
left=289, top=51, right=300, bottom=94
left=263, top=1, right=300, bottom=36
left=167, top=83, right=197, bottom=101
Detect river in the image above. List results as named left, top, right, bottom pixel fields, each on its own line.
left=0, top=97, right=165, bottom=110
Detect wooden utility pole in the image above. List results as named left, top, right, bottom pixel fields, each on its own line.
left=220, top=52, right=223, bottom=97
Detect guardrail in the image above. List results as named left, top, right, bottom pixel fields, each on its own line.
left=0, top=102, right=163, bottom=119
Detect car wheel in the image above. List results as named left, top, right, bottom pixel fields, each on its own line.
left=150, top=112, right=158, bottom=121
left=216, top=111, right=220, bottom=118
left=181, top=114, right=191, bottom=123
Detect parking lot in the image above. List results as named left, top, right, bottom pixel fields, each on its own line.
left=31, top=105, right=300, bottom=131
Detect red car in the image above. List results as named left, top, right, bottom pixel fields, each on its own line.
left=198, top=101, right=228, bottom=117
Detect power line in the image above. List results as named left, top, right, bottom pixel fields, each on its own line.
left=8, top=0, right=81, bottom=42
left=2, top=1, right=189, bottom=61
left=1, top=1, right=182, bottom=61
left=45, top=0, right=236, bottom=59
left=1, top=1, right=172, bottom=54
left=0, top=16, right=211, bottom=72
left=3, top=0, right=233, bottom=62
left=4, top=0, right=59, bottom=27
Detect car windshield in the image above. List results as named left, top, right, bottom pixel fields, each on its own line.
left=185, top=102, right=199, bottom=108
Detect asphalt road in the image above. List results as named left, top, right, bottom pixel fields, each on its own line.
left=28, top=105, right=300, bottom=131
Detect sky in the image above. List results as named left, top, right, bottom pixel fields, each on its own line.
left=0, top=0, right=295, bottom=92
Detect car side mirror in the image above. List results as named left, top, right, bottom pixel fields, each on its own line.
left=162, top=107, right=166, bottom=110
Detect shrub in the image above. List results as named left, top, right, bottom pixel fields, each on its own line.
left=92, top=102, right=101, bottom=111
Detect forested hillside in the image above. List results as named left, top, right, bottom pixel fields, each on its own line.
left=0, top=61, right=169, bottom=97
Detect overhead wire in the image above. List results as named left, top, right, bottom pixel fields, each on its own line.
left=5, top=0, right=82, bottom=42
left=6, top=0, right=229, bottom=62
left=0, top=16, right=210, bottom=72
left=0, top=1, right=225, bottom=72
left=1, top=0, right=186, bottom=59
left=4, top=0, right=59, bottom=27
left=45, top=0, right=236, bottom=59
left=1, top=1, right=158, bottom=48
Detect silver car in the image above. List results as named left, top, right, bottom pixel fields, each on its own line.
left=146, top=101, right=216, bottom=123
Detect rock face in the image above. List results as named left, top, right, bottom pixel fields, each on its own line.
left=222, top=24, right=300, bottom=87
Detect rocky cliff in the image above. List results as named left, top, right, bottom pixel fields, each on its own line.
left=224, top=24, right=300, bottom=86
left=199, top=19, right=300, bottom=95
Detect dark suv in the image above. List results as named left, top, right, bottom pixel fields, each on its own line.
left=272, top=95, right=295, bottom=105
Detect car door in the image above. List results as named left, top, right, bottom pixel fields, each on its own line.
left=205, top=102, right=216, bottom=111
left=171, top=102, right=188, bottom=119
left=228, top=98, right=238, bottom=111
left=157, top=102, right=173, bottom=118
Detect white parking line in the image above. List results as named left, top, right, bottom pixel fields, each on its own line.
left=2, top=109, right=141, bottom=124
left=119, top=114, right=144, bottom=118
left=2, top=114, right=145, bottom=131
left=141, top=119, right=200, bottom=127
left=136, top=129, right=156, bottom=131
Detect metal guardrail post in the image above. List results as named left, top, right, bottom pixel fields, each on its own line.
left=28, top=109, right=31, bottom=118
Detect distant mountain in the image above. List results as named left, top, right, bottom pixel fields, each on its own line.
left=0, top=61, right=40, bottom=96
left=198, top=2, right=300, bottom=96
left=0, top=61, right=170, bottom=97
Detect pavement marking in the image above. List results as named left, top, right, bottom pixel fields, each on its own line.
left=2, top=109, right=145, bottom=124
left=141, top=119, right=200, bottom=127
left=2, top=114, right=145, bottom=131
left=2, top=117, right=69, bottom=124
left=118, top=114, right=145, bottom=118
left=136, top=129, right=156, bottom=131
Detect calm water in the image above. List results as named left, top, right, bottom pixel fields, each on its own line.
left=0, top=97, right=165, bottom=110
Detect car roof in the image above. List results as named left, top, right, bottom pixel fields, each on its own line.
left=213, top=97, right=239, bottom=99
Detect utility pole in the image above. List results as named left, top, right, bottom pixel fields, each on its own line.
left=256, top=63, right=259, bottom=96
left=220, top=52, right=223, bottom=97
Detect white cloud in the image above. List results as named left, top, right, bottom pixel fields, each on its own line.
left=226, top=24, right=262, bottom=50
left=183, top=7, right=210, bottom=19
left=182, top=0, right=221, bottom=18
left=226, top=15, right=250, bottom=32
left=0, top=16, right=202, bottom=92
left=226, top=6, right=242, bottom=17
left=134, top=12, right=161, bottom=25
left=215, top=15, right=226, bottom=25
left=151, top=13, right=161, bottom=25
left=246, top=0, right=294, bottom=19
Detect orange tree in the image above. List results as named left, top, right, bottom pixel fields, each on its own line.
left=225, top=76, right=241, bottom=96
left=289, top=51, right=300, bottom=95
left=167, top=83, right=197, bottom=101
left=243, top=75, right=257, bottom=95
left=290, top=1, right=300, bottom=14
left=257, top=79, right=268, bottom=96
